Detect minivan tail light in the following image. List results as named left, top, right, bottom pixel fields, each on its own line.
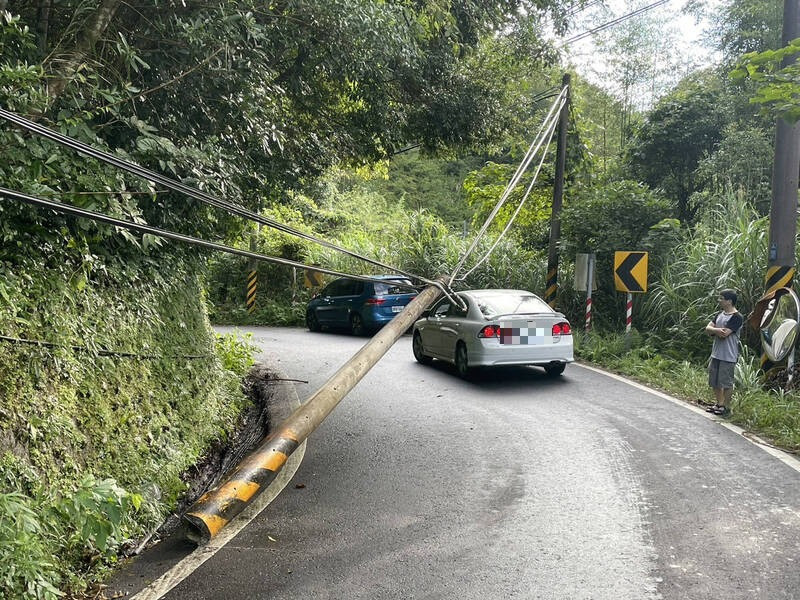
left=552, top=322, right=572, bottom=335
left=478, top=325, right=501, bottom=338
left=364, top=297, right=386, bottom=305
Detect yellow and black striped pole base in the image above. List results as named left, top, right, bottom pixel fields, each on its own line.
left=246, top=269, right=257, bottom=314
left=545, top=266, right=557, bottom=308
left=760, top=265, right=795, bottom=373
left=185, top=433, right=299, bottom=542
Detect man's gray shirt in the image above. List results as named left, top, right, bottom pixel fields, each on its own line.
left=711, top=311, right=743, bottom=362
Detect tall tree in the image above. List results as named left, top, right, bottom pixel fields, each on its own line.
left=626, top=70, right=729, bottom=222
left=1, top=0, right=566, bottom=248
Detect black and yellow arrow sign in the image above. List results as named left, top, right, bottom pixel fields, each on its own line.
left=614, top=251, right=648, bottom=293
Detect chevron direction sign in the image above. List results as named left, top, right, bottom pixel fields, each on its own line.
left=614, top=251, right=648, bottom=293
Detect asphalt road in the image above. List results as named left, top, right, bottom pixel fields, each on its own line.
left=152, top=327, right=800, bottom=599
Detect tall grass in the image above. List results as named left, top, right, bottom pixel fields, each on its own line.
left=641, top=196, right=768, bottom=360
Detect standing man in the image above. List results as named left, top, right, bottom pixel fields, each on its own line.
left=705, top=289, right=744, bottom=416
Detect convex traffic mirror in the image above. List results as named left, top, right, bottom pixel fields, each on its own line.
left=760, top=288, right=800, bottom=362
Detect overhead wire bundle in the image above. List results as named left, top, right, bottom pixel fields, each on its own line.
left=0, top=85, right=569, bottom=307
left=448, top=86, right=568, bottom=286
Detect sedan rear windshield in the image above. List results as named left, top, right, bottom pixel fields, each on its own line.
left=374, top=279, right=414, bottom=295
left=476, top=294, right=551, bottom=317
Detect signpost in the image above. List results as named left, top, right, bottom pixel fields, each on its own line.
left=575, top=253, right=596, bottom=331
left=614, top=251, right=648, bottom=347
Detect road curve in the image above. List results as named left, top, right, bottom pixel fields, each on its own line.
left=164, top=327, right=800, bottom=600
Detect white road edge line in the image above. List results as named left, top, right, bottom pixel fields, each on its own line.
left=130, top=381, right=306, bottom=600
left=576, top=362, right=800, bottom=474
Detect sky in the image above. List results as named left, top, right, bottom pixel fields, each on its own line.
left=555, top=0, right=722, bottom=107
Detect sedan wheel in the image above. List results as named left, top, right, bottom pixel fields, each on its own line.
left=350, top=313, right=366, bottom=336
left=413, top=332, right=433, bottom=365
left=306, top=311, right=321, bottom=332
left=455, top=343, right=470, bottom=378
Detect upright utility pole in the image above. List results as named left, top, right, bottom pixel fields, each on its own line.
left=545, top=73, right=570, bottom=308
left=762, top=0, right=800, bottom=371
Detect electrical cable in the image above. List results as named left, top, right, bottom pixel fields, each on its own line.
left=564, top=0, right=604, bottom=18
left=560, top=0, right=671, bottom=45
left=0, top=187, right=419, bottom=290
left=0, top=186, right=467, bottom=310
left=448, top=88, right=568, bottom=286
left=0, top=334, right=214, bottom=360
left=449, top=88, right=566, bottom=285
left=456, top=101, right=561, bottom=281
left=0, top=108, right=430, bottom=285
left=530, top=87, right=560, bottom=104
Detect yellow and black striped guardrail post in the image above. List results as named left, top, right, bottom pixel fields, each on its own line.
left=545, top=266, right=557, bottom=308
left=304, top=268, right=322, bottom=289
left=760, top=265, right=795, bottom=373
left=184, top=281, right=444, bottom=544
left=246, top=269, right=257, bottom=315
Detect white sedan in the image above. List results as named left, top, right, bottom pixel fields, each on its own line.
left=412, top=289, right=574, bottom=377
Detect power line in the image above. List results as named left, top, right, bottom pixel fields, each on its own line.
left=457, top=100, right=562, bottom=281
left=0, top=187, right=419, bottom=291
left=560, top=0, right=671, bottom=45
left=449, top=88, right=568, bottom=285
left=0, top=334, right=214, bottom=360
left=0, top=108, right=430, bottom=286
left=564, top=0, right=605, bottom=18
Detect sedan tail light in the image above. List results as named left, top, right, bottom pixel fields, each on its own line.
left=478, top=325, right=501, bottom=338
left=552, top=322, right=572, bottom=336
left=364, top=297, right=386, bottom=305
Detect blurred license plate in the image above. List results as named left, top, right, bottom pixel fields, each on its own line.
left=500, top=321, right=545, bottom=345
left=391, top=305, right=403, bottom=313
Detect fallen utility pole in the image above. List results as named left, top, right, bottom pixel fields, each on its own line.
left=184, top=281, right=444, bottom=543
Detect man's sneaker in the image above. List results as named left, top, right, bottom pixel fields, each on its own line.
left=705, top=404, right=720, bottom=413
left=712, top=405, right=730, bottom=416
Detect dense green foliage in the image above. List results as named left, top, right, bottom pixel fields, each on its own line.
left=559, top=178, right=675, bottom=328
left=364, top=150, right=485, bottom=228
left=0, top=251, right=255, bottom=596
left=626, top=71, right=730, bottom=222
left=732, top=38, right=800, bottom=123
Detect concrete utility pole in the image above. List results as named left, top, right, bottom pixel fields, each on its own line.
left=545, top=73, right=570, bottom=308
left=184, top=282, right=444, bottom=543
left=762, top=0, right=800, bottom=371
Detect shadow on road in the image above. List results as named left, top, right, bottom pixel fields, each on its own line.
left=411, top=360, right=572, bottom=394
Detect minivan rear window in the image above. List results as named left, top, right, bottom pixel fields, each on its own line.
left=374, top=279, right=413, bottom=295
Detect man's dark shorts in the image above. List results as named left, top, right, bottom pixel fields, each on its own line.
left=708, top=357, right=735, bottom=389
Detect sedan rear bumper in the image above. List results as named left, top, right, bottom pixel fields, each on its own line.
left=466, top=338, right=574, bottom=367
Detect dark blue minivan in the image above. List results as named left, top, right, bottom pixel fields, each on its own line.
left=306, top=275, right=417, bottom=335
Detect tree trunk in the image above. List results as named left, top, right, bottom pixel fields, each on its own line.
left=46, top=0, right=122, bottom=100
left=36, top=0, right=52, bottom=57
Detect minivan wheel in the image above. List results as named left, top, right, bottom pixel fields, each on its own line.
left=350, top=313, right=366, bottom=336
left=413, top=332, right=433, bottom=365
left=306, top=311, right=321, bottom=332
left=455, top=343, right=470, bottom=378
left=544, top=362, right=566, bottom=376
